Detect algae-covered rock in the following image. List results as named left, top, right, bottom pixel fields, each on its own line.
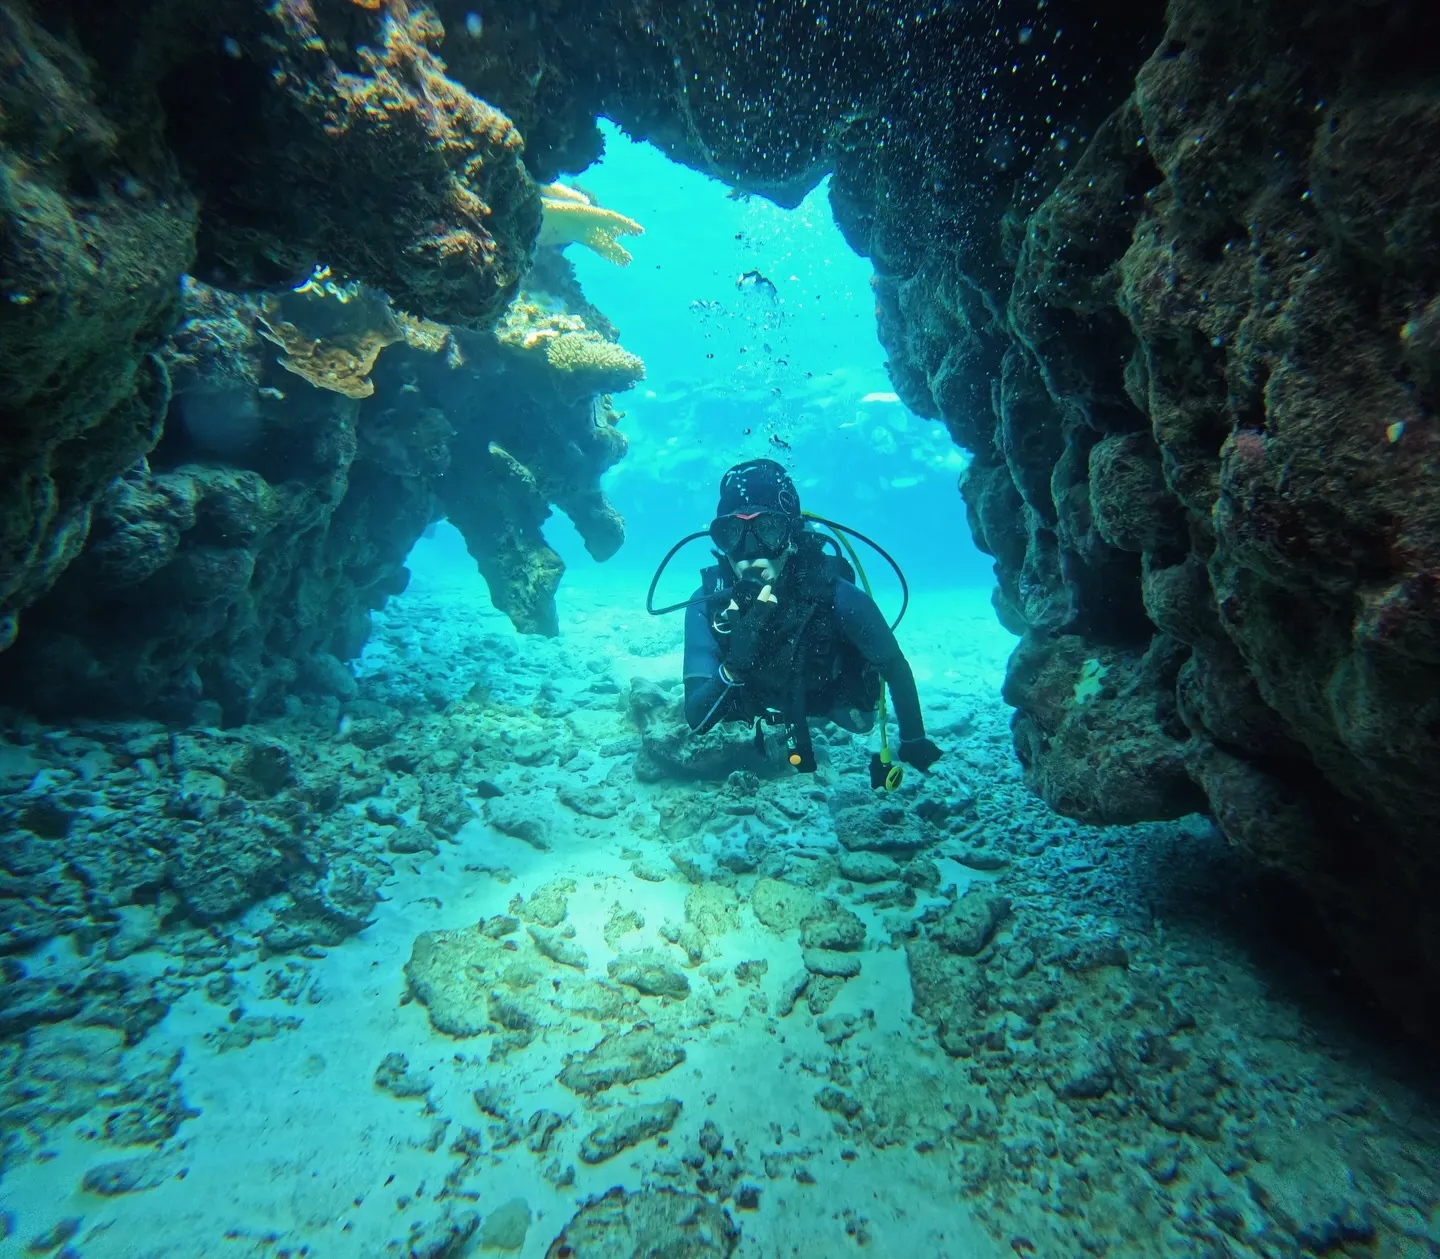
left=404, top=924, right=511, bottom=1037
left=387, top=825, right=439, bottom=856
left=374, top=1052, right=431, bottom=1099
left=659, top=920, right=710, bottom=967
left=602, top=904, right=645, bottom=946
left=513, top=879, right=575, bottom=928
left=833, top=804, right=933, bottom=855
left=552, top=978, right=633, bottom=1023
left=901, top=859, right=941, bottom=890
left=802, top=950, right=862, bottom=979
left=776, top=970, right=810, bottom=1018
left=838, top=853, right=903, bottom=884
left=80, top=1155, right=173, bottom=1196
left=734, top=960, right=769, bottom=986
left=478, top=1197, right=531, bottom=1251
left=557, top=1027, right=685, bottom=1096
left=556, top=782, right=624, bottom=819
left=799, top=901, right=866, bottom=952
left=931, top=888, right=1010, bottom=956
left=578, top=1098, right=682, bottom=1164
left=207, top=1015, right=303, bottom=1054
left=528, top=926, right=588, bottom=971
left=401, top=1206, right=481, bottom=1259
left=544, top=1187, right=738, bottom=1258
left=684, top=884, right=740, bottom=937
left=750, top=879, right=817, bottom=933
left=606, top=952, right=691, bottom=1001
left=805, top=976, right=846, bottom=1015
left=485, top=797, right=552, bottom=850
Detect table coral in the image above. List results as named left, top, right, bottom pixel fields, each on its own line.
left=538, top=183, right=645, bottom=266
left=255, top=303, right=402, bottom=402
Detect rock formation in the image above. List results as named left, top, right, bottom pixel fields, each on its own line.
left=0, top=268, right=639, bottom=721
left=0, top=0, right=538, bottom=657
left=883, top=0, right=1440, bottom=1033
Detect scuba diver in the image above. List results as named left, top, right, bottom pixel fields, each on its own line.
left=647, top=458, right=942, bottom=786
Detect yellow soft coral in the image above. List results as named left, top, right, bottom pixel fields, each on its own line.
left=538, top=183, right=644, bottom=266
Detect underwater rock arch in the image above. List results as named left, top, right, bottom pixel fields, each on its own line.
left=1, top=0, right=1437, bottom=1033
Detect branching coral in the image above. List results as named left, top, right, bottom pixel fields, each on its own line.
left=544, top=330, right=645, bottom=387
left=539, top=183, right=645, bottom=266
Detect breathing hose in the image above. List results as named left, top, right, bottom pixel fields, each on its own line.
left=803, top=513, right=904, bottom=792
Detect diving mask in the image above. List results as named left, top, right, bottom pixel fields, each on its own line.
left=709, top=511, right=793, bottom=557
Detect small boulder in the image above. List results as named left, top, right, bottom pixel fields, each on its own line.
left=485, top=797, right=551, bottom=850
left=607, top=952, right=691, bottom=1000
left=931, top=888, right=1009, bottom=956
left=799, top=902, right=866, bottom=952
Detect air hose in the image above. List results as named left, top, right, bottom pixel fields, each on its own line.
left=803, top=513, right=904, bottom=792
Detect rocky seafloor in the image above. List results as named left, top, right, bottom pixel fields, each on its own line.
left=2, top=554, right=1437, bottom=1259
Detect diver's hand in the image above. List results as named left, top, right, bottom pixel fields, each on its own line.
left=724, top=584, right=779, bottom=674
left=898, top=736, right=943, bottom=772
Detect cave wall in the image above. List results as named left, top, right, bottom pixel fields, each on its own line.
left=0, top=0, right=538, bottom=658
left=935, top=0, right=1440, bottom=1033
left=0, top=0, right=638, bottom=723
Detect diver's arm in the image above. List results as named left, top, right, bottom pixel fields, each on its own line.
left=683, top=595, right=744, bottom=732
left=833, top=582, right=926, bottom=741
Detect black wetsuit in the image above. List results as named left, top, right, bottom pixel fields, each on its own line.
left=683, top=561, right=924, bottom=739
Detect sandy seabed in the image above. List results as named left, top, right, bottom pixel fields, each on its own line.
left=2, top=558, right=1438, bottom=1259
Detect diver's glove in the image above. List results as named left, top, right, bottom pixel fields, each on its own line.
left=898, top=736, right=943, bottom=772
left=722, top=583, right=780, bottom=675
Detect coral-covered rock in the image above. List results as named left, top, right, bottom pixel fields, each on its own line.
left=1, top=0, right=544, bottom=664
left=1088, top=433, right=1186, bottom=555
left=386, top=282, right=640, bottom=636
left=0, top=278, right=422, bottom=721
left=545, top=1187, right=738, bottom=1259
left=0, top=256, right=638, bottom=715
left=0, top=3, right=192, bottom=652
left=884, top=0, right=1440, bottom=1030
left=167, top=0, right=539, bottom=327
left=1005, top=632, right=1203, bottom=824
